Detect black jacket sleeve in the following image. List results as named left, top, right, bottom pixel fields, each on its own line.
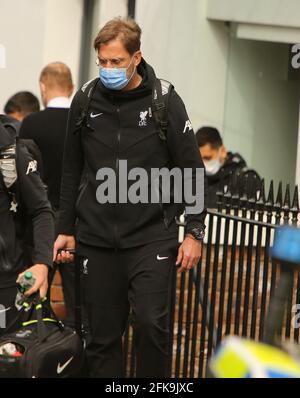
left=17, top=143, right=54, bottom=268
left=19, top=116, right=32, bottom=140
left=166, top=90, right=207, bottom=232
left=57, top=89, right=84, bottom=235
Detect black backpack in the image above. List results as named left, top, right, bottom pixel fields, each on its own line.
left=233, top=166, right=262, bottom=199
left=76, top=77, right=174, bottom=142
left=0, top=117, right=45, bottom=271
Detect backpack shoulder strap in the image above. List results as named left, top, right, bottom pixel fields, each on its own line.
left=152, top=78, right=174, bottom=141
left=75, top=78, right=100, bottom=130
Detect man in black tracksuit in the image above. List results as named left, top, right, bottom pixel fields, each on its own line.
left=54, top=18, right=206, bottom=378
left=0, top=117, right=54, bottom=334
left=196, top=126, right=261, bottom=208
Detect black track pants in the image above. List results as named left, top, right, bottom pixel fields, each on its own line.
left=77, top=238, right=179, bottom=378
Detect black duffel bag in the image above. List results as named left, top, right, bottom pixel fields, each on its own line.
left=0, top=296, right=84, bottom=378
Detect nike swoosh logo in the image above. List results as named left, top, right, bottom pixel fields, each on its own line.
left=157, top=255, right=169, bottom=261
left=57, top=356, right=74, bottom=374
left=90, top=112, right=103, bottom=118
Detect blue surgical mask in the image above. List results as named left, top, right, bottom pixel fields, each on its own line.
left=99, top=56, right=136, bottom=90
left=204, top=158, right=222, bottom=176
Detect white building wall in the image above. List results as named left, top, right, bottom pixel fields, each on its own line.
left=42, top=0, right=83, bottom=87
left=135, top=0, right=299, bottom=186
left=0, top=0, right=83, bottom=111
left=135, top=0, right=230, bottom=132
left=98, top=0, right=128, bottom=27
left=222, top=38, right=299, bottom=186
left=207, top=0, right=300, bottom=28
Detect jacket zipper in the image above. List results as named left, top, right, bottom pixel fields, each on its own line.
left=114, top=106, right=121, bottom=249
left=75, top=175, right=89, bottom=210
left=158, top=184, right=169, bottom=229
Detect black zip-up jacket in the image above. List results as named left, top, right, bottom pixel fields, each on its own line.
left=58, top=59, right=206, bottom=248
left=0, top=120, right=54, bottom=288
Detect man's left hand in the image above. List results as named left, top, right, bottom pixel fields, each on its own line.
left=176, top=235, right=202, bottom=273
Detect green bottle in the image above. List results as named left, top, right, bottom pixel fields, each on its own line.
left=15, top=271, right=36, bottom=310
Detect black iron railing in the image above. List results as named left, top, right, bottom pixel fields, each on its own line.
left=124, top=178, right=300, bottom=377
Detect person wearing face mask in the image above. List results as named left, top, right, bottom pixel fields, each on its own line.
left=0, top=117, right=54, bottom=336
left=196, top=126, right=261, bottom=208
left=19, top=63, right=78, bottom=329
left=53, top=17, right=206, bottom=378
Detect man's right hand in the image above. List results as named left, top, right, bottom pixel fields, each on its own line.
left=53, top=234, right=76, bottom=263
